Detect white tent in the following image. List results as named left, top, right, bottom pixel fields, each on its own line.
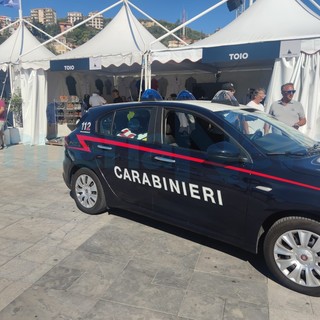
left=150, top=0, right=320, bottom=138
left=0, top=23, right=55, bottom=145
left=152, top=0, right=320, bottom=64
left=48, top=2, right=169, bottom=103
left=52, top=2, right=166, bottom=67
left=189, top=0, right=320, bottom=48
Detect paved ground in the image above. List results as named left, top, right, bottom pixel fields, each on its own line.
left=0, top=144, right=319, bottom=320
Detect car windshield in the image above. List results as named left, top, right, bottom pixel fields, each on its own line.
left=216, top=109, right=318, bottom=155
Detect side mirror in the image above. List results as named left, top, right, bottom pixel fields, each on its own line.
left=207, top=142, right=241, bottom=162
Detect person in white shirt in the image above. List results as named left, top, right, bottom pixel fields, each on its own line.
left=89, top=92, right=107, bottom=107
left=244, top=88, right=266, bottom=134
left=247, top=88, right=266, bottom=111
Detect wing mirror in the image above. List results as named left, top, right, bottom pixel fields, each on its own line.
left=207, top=142, right=241, bottom=162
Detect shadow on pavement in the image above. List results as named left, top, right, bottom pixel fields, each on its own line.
left=108, top=208, right=273, bottom=281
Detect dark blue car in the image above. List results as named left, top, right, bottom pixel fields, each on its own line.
left=63, top=99, right=320, bottom=296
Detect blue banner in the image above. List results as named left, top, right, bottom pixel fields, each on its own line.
left=50, top=58, right=90, bottom=71
left=0, top=0, right=20, bottom=8
left=202, top=41, right=281, bottom=64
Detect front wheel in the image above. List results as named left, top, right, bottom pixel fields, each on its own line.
left=264, top=216, right=320, bottom=296
left=71, top=168, right=107, bottom=215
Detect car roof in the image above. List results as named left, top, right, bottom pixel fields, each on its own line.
left=89, top=100, right=249, bottom=115
left=162, top=100, right=246, bottom=112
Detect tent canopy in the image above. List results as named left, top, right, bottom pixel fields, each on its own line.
left=191, top=0, right=320, bottom=49
left=151, top=0, right=320, bottom=67
left=0, top=23, right=55, bottom=70
left=51, top=3, right=166, bottom=71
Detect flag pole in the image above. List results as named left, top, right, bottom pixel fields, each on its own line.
left=18, top=0, right=22, bottom=21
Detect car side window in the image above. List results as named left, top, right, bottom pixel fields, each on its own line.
left=99, top=107, right=152, bottom=141
left=190, top=116, right=227, bottom=151
left=163, top=109, right=229, bottom=152
left=99, top=113, right=113, bottom=135
left=164, top=110, right=194, bottom=148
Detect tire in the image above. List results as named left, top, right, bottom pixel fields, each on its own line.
left=264, top=216, right=320, bottom=296
left=71, top=168, right=107, bottom=215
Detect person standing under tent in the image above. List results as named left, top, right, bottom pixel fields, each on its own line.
left=268, top=83, right=306, bottom=130
left=89, top=92, right=107, bottom=107
left=0, top=98, right=7, bottom=149
left=212, top=82, right=239, bottom=106
left=112, top=89, right=124, bottom=103
left=81, top=94, right=92, bottom=115
left=244, top=88, right=266, bottom=134
left=247, top=88, right=266, bottom=111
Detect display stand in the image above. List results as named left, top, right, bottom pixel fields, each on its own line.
left=46, top=95, right=82, bottom=146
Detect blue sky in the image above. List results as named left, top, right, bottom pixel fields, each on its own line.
left=0, top=0, right=319, bottom=34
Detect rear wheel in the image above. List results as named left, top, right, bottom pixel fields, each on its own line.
left=71, top=168, right=107, bottom=214
left=264, top=216, right=320, bottom=296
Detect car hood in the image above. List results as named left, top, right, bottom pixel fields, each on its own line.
left=283, top=154, right=320, bottom=178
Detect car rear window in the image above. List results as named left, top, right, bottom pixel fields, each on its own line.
left=99, top=107, right=152, bottom=141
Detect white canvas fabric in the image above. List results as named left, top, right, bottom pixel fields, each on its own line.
left=0, top=23, right=55, bottom=145
left=189, top=0, right=320, bottom=49
left=53, top=4, right=166, bottom=68
left=0, top=23, right=55, bottom=70
left=151, top=0, right=320, bottom=65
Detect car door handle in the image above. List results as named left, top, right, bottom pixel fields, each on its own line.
left=97, top=144, right=113, bottom=151
left=154, top=156, right=176, bottom=164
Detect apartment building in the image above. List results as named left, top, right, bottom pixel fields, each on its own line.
left=141, top=21, right=155, bottom=28
left=86, top=11, right=104, bottom=30
left=67, top=12, right=83, bottom=26
left=31, top=8, right=57, bottom=25
left=0, top=16, right=11, bottom=29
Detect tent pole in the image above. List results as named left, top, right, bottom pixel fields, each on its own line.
left=128, top=1, right=188, bottom=46
left=20, top=0, right=123, bottom=58
left=18, top=0, right=23, bottom=21
left=23, top=19, right=72, bottom=51
left=138, top=57, right=145, bottom=101
left=151, top=0, right=229, bottom=45
left=0, top=20, right=19, bottom=33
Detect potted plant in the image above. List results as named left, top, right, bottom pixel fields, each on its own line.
left=10, top=89, right=23, bottom=127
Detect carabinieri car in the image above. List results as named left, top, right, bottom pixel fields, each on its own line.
left=63, top=96, right=320, bottom=296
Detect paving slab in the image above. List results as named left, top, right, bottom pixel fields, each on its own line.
left=0, top=144, right=319, bottom=319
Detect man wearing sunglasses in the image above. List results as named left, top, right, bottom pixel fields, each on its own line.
left=268, top=83, right=306, bottom=129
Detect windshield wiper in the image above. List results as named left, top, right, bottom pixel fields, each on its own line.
left=266, top=151, right=307, bottom=156
left=311, top=143, right=320, bottom=149
left=306, top=143, right=320, bottom=154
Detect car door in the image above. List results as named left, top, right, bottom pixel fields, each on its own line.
left=151, top=107, right=252, bottom=244
left=93, top=106, right=156, bottom=213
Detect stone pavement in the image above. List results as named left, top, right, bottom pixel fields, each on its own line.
left=0, top=144, right=318, bottom=320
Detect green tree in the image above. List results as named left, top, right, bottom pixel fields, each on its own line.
left=66, top=24, right=99, bottom=46
left=0, top=29, right=10, bottom=45
left=45, top=24, right=61, bottom=37
left=29, top=20, right=46, bottom=40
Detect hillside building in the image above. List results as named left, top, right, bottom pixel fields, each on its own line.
left=31, top=8, right=57, bottom=25
left=87, top=11, right=104, bottom=30
left=67, top=12, right=83, bottom=26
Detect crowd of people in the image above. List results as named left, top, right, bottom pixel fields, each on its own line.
left=79, top=81, right=308, bottom=134
left=0, top=80, right=307, bottom=150
left=221, top=81, right=306, bottom=131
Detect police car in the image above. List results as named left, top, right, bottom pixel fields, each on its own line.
left=63, top=90, right=320, bottom=296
